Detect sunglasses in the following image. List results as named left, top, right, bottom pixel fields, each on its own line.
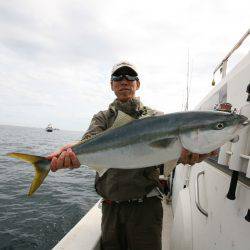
left=111, top=75, right=139, bottom=81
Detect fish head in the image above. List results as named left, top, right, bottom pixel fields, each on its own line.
left=179, top=111, right=248, bottom=154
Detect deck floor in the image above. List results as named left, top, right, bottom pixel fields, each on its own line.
left=162, top=197, right=173, bottom=250
left=54, top=197, right=174, bottom=250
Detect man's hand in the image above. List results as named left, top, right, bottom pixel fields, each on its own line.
left=47, top=144, right=81, bottom=172
left=178, top=148, right=218, bottom=166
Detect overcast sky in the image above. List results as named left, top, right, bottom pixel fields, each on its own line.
left=0, top=0, right=249, bottom=131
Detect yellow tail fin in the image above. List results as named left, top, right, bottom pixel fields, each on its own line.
left=7, top=153, right=50, bottom=196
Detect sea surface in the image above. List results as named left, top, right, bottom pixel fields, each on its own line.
left=0, top=125, right=99, bottom=250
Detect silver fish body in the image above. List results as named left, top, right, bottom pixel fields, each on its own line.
left=73, top=111, right=247, bottom=170
left=7, top=110, right=248, bottom=195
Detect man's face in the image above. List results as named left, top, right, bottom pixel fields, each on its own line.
left=111, top=78, right=140, bottom=102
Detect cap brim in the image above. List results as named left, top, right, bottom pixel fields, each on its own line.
left=112, top=66, right=138, bottom=76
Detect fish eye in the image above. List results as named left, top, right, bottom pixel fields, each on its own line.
left=215, top=122, right=224, bottom=130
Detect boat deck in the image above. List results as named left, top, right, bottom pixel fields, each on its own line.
left=53, top=196, right=173, bottom=250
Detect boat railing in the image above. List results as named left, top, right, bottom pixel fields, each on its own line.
left=212, top=29, right=250, bottom=84
left=53, top=200, right=102, bottom=250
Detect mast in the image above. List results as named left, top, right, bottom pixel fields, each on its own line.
left=185, top=49, right=190, bottom=111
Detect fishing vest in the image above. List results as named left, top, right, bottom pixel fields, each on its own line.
left=94, top=99, right=162, bottom=201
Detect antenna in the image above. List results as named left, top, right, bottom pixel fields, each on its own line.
left=185, top=49, right=190, bottom=111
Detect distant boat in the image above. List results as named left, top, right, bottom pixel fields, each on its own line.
left=46, top=124, right=53, bottom=132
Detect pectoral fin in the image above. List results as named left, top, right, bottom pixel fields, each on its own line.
left=149, top=137, right=177, bottom=148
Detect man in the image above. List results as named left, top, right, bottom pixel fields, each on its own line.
left=48, top=61, right=216, bottom=250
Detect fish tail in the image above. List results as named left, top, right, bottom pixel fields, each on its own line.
left=7, top=152, right=50, bottom=196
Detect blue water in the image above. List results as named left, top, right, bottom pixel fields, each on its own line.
left=0, top=125, right=99, bottom=249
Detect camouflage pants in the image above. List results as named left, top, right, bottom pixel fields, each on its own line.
left=101, top=196, right=163, bottom=250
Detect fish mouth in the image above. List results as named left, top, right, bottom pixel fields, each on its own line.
left=240, top=116, right=250, bottom=126
left=238, top=114, right=248, bottom=125
left=242, top=120, right=250, bottom=126
left=235, top=116, right=249, bottom=132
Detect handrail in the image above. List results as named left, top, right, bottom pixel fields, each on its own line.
left=195, top=171, right=208, bottom=217
left=212, top=29, right=250, bottom=85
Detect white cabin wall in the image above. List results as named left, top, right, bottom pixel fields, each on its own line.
left=171, top=37, right=250, bottom=250
left=172, top=165, right=190, bottom=213
left=189, top=162, right=250, bottom=250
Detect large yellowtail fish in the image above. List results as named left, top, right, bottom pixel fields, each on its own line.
left=7, top=111, right=248, bottom=196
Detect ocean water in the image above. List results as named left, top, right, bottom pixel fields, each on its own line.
left=0, top=125, right=99, bottom=250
